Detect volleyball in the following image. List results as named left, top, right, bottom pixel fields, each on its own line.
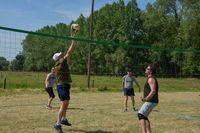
left=71, top=23, right=80, bottom=32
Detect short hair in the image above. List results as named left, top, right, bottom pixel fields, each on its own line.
left=148, top=64, right=156, bottom=75
left=127, top=68, right=133, bottom=72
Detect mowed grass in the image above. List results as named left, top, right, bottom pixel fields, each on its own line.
left=0, top=90, right=199, bottom=133
left=0, top=71, right=200, bottom=92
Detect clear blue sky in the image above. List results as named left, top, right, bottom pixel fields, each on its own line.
left=0, top=0, right=155, bottom=31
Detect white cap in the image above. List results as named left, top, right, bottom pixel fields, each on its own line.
left=53, top=52, right=62, bottom=61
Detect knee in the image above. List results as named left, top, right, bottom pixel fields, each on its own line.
left=124, top=96, right=128, bottom=100
left=138, top=113, right=148, bottom=120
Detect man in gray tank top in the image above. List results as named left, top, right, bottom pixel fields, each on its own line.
left=122, top=69, right=141, bottom=112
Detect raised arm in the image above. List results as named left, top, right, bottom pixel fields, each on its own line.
left=64, top=33, right=75, bottom=59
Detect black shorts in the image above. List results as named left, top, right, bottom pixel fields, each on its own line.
left=124, top=88, right=135, bottom=96
left=57, top=83, right=71, bottom=101
left=45, top=87, right=55, bottom=98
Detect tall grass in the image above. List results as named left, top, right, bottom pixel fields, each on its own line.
left=0, top=71, right=199, bottom=92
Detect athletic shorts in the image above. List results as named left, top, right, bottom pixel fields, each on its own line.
left=138, top=102, right=157, bottom=117
left=45, top=87, right=55, bottom=98
left=124, top=88, right=135, bottom=96
left=57, top=83, right=71, bottom=101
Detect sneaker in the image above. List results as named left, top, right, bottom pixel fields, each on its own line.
left=132, top=107, right=137, bottom=111
left=46, top=105, right=52, bottom=110
left=124, top=108, right=128, bottom=112
left=54, top=124, right=63, bottom=133
left=61, top=119, right=71, bottom=126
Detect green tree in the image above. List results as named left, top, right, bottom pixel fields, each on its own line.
left=178, top=0, right=200, bottom=76
left=20, top=0, right=200, bottom=77
left=10, top=54, right=25, bottom=71
left=0, top=57, right=9, bottom=70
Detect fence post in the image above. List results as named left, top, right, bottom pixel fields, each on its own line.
left=3, top=78, right=6, bottom=89
left=92, top=80, right=94, bottom=88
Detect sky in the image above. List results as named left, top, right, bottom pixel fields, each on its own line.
left=0, top=0, right=156, bottom=31
left=0, top=0, right=155, bottom=61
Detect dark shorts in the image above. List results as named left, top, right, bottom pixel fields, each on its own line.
left=45, top=87, right=55, bottom=98
left=124, top=88, right=135, bottom=96
left=57, top=83, right=71, bottom=101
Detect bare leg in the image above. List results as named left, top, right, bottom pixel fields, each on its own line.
left=131, top=96, right=135, bottom=107
left=124, top=96, right=128, bottom=110
left=139, top=119, right=147, bottom=133
left=57, top=100, right=69, bottom=124
left=47, top=97, right=54, bottom=106
left=62, top=100, right=69, bottom=119
left=145, top=119, right=151, bottom=133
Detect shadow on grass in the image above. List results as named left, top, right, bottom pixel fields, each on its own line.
left=51, top=106, right=84, bottom=110
left=68, top=107, right=84, bottom=110
left=0, top=103, right=44, bottom=108
left=0, top=104, right=84, bottom=110
left=65, top=129, right=113, bottom=133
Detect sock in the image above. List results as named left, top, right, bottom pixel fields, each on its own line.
left=56, top=119, right=61, bottom=125
left=61, top=117, right=66, bottom=121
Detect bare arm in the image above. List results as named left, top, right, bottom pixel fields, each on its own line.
left=64, top=33, right=75, bottom=59
left=122, top=76, right=125, bottom=89
left=45, top=74, right=49, bottom=88
left=143, top=78, right=156, bottom=101
left=135, top=78, right=141, bottom=92
left=54, top=75, right=57, bottom=85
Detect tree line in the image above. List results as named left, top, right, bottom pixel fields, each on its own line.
left=1, top=0, right=199, bottom=77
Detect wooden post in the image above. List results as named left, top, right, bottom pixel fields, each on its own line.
left=92, top=80, right=94, bottom=88
left=3, top=78, right=6, bottom=89
left=87, top=0, right=94, bottom=89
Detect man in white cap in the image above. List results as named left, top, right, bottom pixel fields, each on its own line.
left=53, top=33, right=75, bottom=133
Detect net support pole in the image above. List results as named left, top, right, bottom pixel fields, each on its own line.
left=87, top=0, right=94, bottom=89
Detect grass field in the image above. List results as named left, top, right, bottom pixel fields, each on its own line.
left=0, top=90, right=199, bottom=133
left=0, top=71, right=199, bottom=132
left=0, top=71, right=200, bottom=92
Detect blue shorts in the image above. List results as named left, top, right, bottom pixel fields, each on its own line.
left=124, top=88, right=135, bottom=96
left=138, top=102, right=157, bottom=117
left=57, top=83, right=71, bottom=101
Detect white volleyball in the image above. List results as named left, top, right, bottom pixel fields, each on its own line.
left=71, top=23, right=80, bottom=32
